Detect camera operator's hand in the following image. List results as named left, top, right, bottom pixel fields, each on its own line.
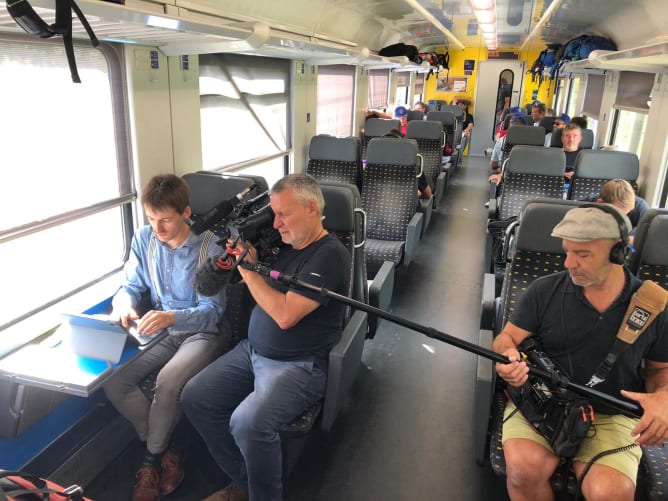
left=495, top=348, right=529, bottom=388
left=227, top=239, right=258, bottom=265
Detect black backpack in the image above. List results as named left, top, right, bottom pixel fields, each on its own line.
left=379, top=43, right=421, bottom=64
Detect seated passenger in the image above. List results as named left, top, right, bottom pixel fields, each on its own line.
left=562, top=123, right=583, bottom=179
left=571, top=116, right=588, bottom=129
left=453, top=96, right=474, bottom=137
left=413, top=101, right=426, bottom=113
left=488, top=115, right=529, bottom=186
left=181, top=174, right=352, bottom=501
left=544, top=113, right=570, bottom=147
left=494, top=204, right=668, bottom=501
left=367, top=105, right=408, bottom=135
left=595, top=178, right=649, bottom=243
left=103, top=174, right=229, bottom=501
left=530, top=102, right=546, bottom=126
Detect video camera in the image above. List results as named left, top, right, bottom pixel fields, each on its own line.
left=225, top=195, right=282, bottom=263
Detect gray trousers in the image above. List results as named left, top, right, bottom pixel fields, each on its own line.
left=103, top=328, right=230, bottom=454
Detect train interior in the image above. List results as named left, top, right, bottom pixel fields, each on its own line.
left=0, top=0, right=668, bottom=499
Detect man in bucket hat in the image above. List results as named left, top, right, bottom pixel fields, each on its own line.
left=493, top=204, right=668, bottom=501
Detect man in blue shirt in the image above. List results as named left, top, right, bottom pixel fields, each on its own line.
left=104, top=174, right=229, bottom=501
left=182, top=174, right=351, bottom=501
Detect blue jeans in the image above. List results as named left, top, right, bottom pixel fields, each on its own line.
left=181, top=339, right=326, bottom=501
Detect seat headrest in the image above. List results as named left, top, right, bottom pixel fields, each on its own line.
left=641, top=215, right=668, bottom=266
left=367, top=137, right=418, bottom=166
left=574, top=150, right=639, bottom=180
left=365, top=118, right=401, bottom=137
left=517, top=200, right=582, bottom=253
left=538, top=116, right=556, bottom=133
left=309, top=135, right=359, bottom=162
left=580, top=129, right=594, bottom=149
left=426, top=111, right=454, bottom=126
left=550, top=127, right=563, bottom=147
left=321, top=183, right=357, bottom=233
left=506, top=145, right=565, bottom=176
left=407, top=110, right=425, bottom=122
left=406, top=120, right=443, bottom=140
left=441, top=105, right=464, bottom=118
left=505, top=125, right=546, bottom=146
left=182, top=172, right=258, bottom=215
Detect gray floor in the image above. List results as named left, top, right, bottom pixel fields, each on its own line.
left=86, top=154, right=511, bottom=500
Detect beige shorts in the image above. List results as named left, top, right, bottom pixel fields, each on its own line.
left=502, top=401, right=643, bottom=484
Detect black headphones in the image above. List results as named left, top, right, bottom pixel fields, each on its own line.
left=578, top=203, right=630, bottom=265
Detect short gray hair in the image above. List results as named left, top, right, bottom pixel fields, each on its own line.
left=271, top=173, right=325, bottom=216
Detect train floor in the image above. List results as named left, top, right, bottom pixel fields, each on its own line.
left=85, top=154, right=511, bottom=501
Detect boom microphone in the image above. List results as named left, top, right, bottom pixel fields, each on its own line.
left=587, top=280, right=668, bottom=387
left=193, top=252, right=238, bottom=296
left=190, top=184, right=256, bottom=235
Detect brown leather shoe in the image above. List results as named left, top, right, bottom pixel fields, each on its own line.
left=159, top=448, right=185, bottom=496
left=132, top=465, right=160, bottom=501
left=201, top=482, right=249, bottom=501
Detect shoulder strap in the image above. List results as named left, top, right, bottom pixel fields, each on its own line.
left=148, top=230, right=215, bottom=307
left=586, top=280, right=668, bottom=387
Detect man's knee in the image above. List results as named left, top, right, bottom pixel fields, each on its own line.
left=504, top=439, right=558, bottom=487
left=229, top=400, right=275, bottom=446
left=580, top=467, right=635, bottom=501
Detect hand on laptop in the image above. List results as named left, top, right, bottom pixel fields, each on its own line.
left=134, top=310, right=176, bottom=336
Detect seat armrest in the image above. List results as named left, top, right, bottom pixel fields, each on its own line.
left=367, top=261, right=395, bottom=339
left=433, top=171, right=447, bottom=209
left=369, top=261, right=395, bottom=311
left=487, top=196, right=497, bottom=220
left=321, top=310, right=368, bottom=431
left=480, top=273, right=497, bottom=331
left=403, top=212, right=423, bottom=265
left=418, top=196, right=433, bottom=236
left=473, top=328, right=496, bottom=466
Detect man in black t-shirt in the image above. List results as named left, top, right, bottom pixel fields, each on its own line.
left=182, top=174, right=351, bottom=501
left=493, top=205, right=668, bottom=501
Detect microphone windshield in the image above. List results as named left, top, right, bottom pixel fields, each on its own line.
left=193, top=256, right=233, bottom=296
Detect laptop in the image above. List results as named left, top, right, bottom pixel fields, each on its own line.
left=60, top=312, right=156, bottom=363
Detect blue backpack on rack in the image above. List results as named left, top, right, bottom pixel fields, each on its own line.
left=529, top=44, right=560, bottom=88
left=553, top=35, right=617, bottom=79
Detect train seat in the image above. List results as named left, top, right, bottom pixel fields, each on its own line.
left=567, top=149, right=640, bottom=202
left=500, top=125, right=546, bottom=164
left=406, top=120, right=448, bottom=209
left=619, top=209, right=668, bottom=501
left=306, top=135, right=362, bottom=191
left=550, top=127, right=595, bottom=149
left=362, top=117, right=401, bottom=159
left=538, top=116, right=556, bottom=134
left=362, top=137, right=423, bottom=276
left=486, top=146, right=566, bottom=273
left=406, top=109, right=424, bottom=122
left=426, top=110, right=456, bottom=173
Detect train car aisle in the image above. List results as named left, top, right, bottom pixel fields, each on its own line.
left=86, top=155, right=510, bottom=501
left=285, top=155, right=510, bottom=501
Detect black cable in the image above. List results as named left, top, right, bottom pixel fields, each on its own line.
left=573, top=442, right=639, bottom=501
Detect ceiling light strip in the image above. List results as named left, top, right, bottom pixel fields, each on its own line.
left=403, top=0, right=465, bottom=50
left=519, top=0, right=566, bottom=51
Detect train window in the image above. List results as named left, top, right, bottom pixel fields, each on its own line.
left=609, top=109, right=648, bottom=157
left=554, top=78, right=567, bottom=115
left=566, top=76, right=582, bottom=118
left=414, top=73, right=425, bottom=104
left=368, top=69, right=390, bottom=109
left=396, top=71, right=410, bottom=105
left=199, top=54, right=290, bottom=187
left=316, top=65, right=355, bottom=137
left=0, top=36, right=131, bottom=347
left=582, top=74, right=605, bottom=118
